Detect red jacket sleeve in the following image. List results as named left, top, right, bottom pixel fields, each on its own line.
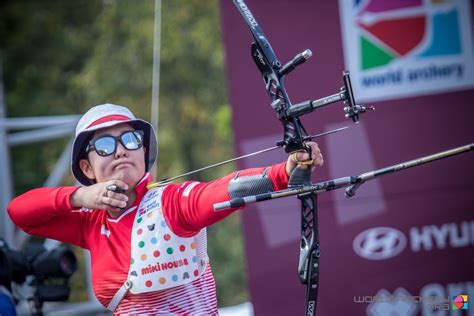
left=7, top=186, right=88, bottom=249
left=162, top=161, right=289, bottom=237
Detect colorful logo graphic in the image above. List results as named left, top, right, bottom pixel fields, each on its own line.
left=452, top=295, right=469, bottom=310
left=339, top=0, right=474, bottom=102
left=357, top=0, right=461, bottom=70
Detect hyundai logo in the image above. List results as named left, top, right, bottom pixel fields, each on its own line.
left=353, top=227, right=407, bottom=260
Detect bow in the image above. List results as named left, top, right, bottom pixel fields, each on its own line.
left=231, top=1, right=372, bottom=314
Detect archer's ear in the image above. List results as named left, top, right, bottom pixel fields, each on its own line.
left=79, top=159, right=96, bottom=181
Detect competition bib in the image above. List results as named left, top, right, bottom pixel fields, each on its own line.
left=127, top=186, right=208, bottom=293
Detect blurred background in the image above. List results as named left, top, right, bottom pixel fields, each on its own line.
left=1, top=0, right=474, bottom=315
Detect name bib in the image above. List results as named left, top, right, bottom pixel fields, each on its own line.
left=127, top=187, right=208, bottom=293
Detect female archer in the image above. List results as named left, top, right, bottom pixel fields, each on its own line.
left=8, top=103, right=323, bottom=314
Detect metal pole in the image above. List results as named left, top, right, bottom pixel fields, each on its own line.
left=150, top=0, right=162, bottom=179
left=7, top=124, right=76, bottom=146
left=0, top=55, right=16, bottom=247
left=0, top=115, right=81, bottom=130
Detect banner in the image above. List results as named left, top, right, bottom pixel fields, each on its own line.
left=339, top=0, right=474, bottom=102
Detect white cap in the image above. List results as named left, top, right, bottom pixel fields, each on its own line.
left=71, top=103, right=157, bottom=185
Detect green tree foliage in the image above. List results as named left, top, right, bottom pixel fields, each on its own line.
left=1, top=0, right=247, bottom=308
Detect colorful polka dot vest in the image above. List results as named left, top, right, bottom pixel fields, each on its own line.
left=127, top=187, right=208, bottom=293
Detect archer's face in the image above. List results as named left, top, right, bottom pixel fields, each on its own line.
left=80, top=123, right=146, bottom=189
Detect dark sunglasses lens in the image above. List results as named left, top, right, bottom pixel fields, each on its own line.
left=121, top=131, right=143, bottom=150
left=94, top=137, right=116, bottom=156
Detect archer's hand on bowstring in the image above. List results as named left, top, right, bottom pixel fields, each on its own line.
left=285, top=141, right=324, bottom=177
left=70, top=180, right=129, bottom=213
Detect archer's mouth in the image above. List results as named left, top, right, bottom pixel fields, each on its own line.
left=114, top=162, right=134, bottom=170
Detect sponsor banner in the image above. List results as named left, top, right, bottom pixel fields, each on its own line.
left=339, top=0, right=474, bottom=102
left=353, top=221, right=474, bottom=261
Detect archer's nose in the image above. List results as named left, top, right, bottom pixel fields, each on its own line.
left=115, top=142, right=129, bottom=159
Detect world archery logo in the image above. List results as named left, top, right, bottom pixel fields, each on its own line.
left=358, top=1, right=461, bottom=70
left=452, top=295, right=468, bottom=310
left=339, top=0, right=474, bottom=102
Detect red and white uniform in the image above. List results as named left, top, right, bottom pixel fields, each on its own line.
left=8, top=162, right=289, bottom=315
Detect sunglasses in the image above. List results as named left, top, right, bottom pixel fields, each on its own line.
left=86, top=130, right=144, bottom=157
